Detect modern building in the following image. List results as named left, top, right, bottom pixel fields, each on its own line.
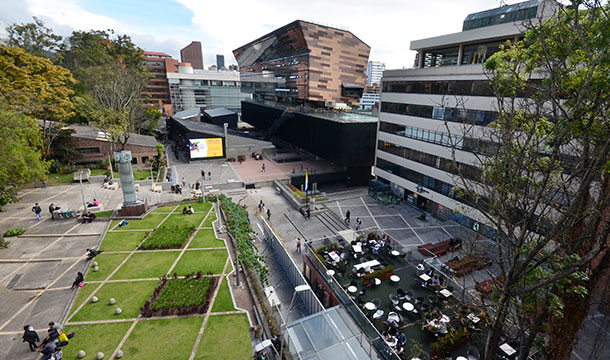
left=360, top=93, right=380, bottom=110
left=166, top=63, right=250, bottom=113
left=216, top=54, right=225, bottom=70
left=374, top=0, right=557, bottom=236
left=228, top=64, right=239, bottom=71
left=141, top=51, right=179, bottom=114
left=233, top=20, right=370, bottom=107
left=366, top=61, right=385, bottom=86
left=180, top=41, right=204, bottom=70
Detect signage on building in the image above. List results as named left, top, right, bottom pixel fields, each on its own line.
left=189, top=138, right=224, bottom=158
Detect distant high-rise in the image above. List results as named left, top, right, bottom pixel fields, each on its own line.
left=216, top=54, right=225, bottom=70
left=366, top=61, right=385, bottom=86
left=180, top=41, right=204, bottom=70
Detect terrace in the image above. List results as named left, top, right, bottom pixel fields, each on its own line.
left=301, top=230, right=500, bottom=360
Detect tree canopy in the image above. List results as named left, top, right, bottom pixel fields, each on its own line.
left=5, top=16, right=63, bottom=60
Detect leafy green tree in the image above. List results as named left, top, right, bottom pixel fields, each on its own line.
left=0, top=110, right=49, bottom=211
left=5, top=17, right=63, bottom=60
left=449, top=2, right=610, bottom=359
left=0, top=45, right=75, bottom=158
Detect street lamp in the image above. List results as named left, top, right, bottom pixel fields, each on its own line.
left=79, top=170, right=87, bottom=216
left=280, top=284, right=312, bottom=358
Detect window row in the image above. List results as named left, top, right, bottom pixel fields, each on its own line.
left=380, top=102, right=498, bottom=126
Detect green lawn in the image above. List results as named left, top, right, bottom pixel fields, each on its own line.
left=152, top=277, right=213, bottom=309
left=120, top=316, right=203, bottom=360
left=47, top=173, right=74, bottom=185
left=163, top=213, right=206, bottom=228
left=93, top=210, right=113, bottom=217
left=85, top=253, right=129, bottom=282
left=110, top=213, right=167, bottom=230
left=211, top=278, right=236, bottom=313
left=194, top=314, right=251, bottom=360
left=202, top=212, right=217, bottom=227
left=173, top=250, right=229, bottom=276
left=62, top=322, right=132, bottom=360
left=90, top=169, right=108, bottom=176
left=152, top=204, right=178, bottom=213
left=189, top=229, right=223, bottom=248
left=68, top=283, right=100, bottom=318
left=111, top=251, right=179, bottom=279
left=181, top=202, right=213, bottom=213
left=70, top=281, right=159, bottom=321
left=139, top=225, right=194, bottom=250
left=101, top=231, right=148, bottom=252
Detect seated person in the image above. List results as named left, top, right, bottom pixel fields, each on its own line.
left=87, top=199, right=99, bottom=207
left=189, top=206, right=195, bottom=214
left=103, top=175, right=110, bottom=183
left=175, top=184, right=182, bottom=194
left=86, top=248, right=102, bottom=260
left=183, top=206, right=189, bottom=215
left=118, top=220, right=128, bottom=227
left=81, top=212, right=96, bottom=223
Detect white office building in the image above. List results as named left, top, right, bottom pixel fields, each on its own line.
left=366, top=61, right=385, bottom=86
left=360, top=93, right=381, bottom=110
left=374, top=0, right=557, bottom=237
left=167, top=64, right=251, bottom=113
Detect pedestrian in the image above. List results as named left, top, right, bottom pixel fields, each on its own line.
left=71, top=272, right=84, bottom=289
left=306, top=207, right=311, bottom=219
left=41, top=179, right=48, bottom=188
left=49, top=203, right=58, bottom=220
left=344, top=210, right=351, bottom=223
left=261, top=163, right=266, bottom=172
left=258, top=200, right=264, bottom=213
left=181, top=177, right=186, bottom=187
left=208, top=171, right=211, bottom=180
left=246, top=211, right=251, bottom=224
left=195, top=181, right=200, bottom=190
left=267, top=208, right=271, bottom=220
left=296, top=238, right=302, bottom=253
left=32, top=203, right=42, bottom=221
left=355, top=217, right=361, bottom=230
left=22, top=325, right=39, bottom=352
left=201, top=169, right=205, bottom=179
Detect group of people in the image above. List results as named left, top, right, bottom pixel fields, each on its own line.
left=381, top=326, right=407, bottom=354
left=170, top=184, right=183, bottom=194
left=422, top=310, right=451, bottom=334
left=368, top=234, right=391, bottom=254
left=258, top=200, right=272, bottom=220
left=183, top=206, right=195, bottom=215
left=81, top=212, right=96, bottom=223
left=22, top=322, right=75, bottom=360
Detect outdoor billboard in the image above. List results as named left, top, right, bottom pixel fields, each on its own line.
left=188, top=138, right=224, bottom=159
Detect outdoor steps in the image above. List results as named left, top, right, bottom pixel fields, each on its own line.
left=315, top=208, right=349, bottom=233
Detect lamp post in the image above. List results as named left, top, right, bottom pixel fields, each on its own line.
left=79, top=171, right=87, bottom=215
left=280, top=284, right=312, bottom=359
left=223, top=123, right=229, bottom=158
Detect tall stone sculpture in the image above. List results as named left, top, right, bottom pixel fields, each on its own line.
left=114, top=150, right=147, bottom=216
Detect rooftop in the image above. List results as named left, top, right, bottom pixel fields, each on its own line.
left=203, top=108, right=236, bottom=118
left=66, top=124, right=158, bottom=148
left=144, top=51, right=172, bottom=58
left=249, top=101, right=378, bottom=124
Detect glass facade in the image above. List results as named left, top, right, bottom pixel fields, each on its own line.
left=461, top=39, right=508, bottom=65
left=462, top=0, right=540, bottom=31
left=423, top=47, right=459, bottom=68
left=380, top=102, right=498, bottom=126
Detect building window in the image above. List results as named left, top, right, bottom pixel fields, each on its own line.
left=76, top=147, right=100, bottom=154
left=381, top=102, right=498, bottom=126
left=423, top=47, right=459, bottom=68
left=461, top=39, right=508, bottom=65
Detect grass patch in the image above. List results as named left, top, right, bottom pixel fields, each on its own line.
left=68, top=283, right=99, bottom=318
left=121, top=316, right=202, bottom=360
left=173, top=250, right=229, bottom=276
left=189, top=229, right=223, bottom=248
left=111, top=251, right=179, bottom=280
left=194, top=314, right=251, bottom=360
left=163, top=213, right=206, bottom=228
left=110, top=213, right=167, bottom=230
left=202, top=212, right=217, bottom=227
left=101, top=231, right=148, bottom=252
left=70, top=280, right=159, bottom=321
left=47, top=172, right=74, bottom=185
left=85, top=253, right=128, bottom=281
left=62, top=322, right=132, bottom=360
left=139, top=225, right=194, bottom=250
left=180, top=202, right=212, bottom=213
left=93, top=210, right=113, bottom=217
left=153, top=277, right=213, bottom=309
left=3, top=227, right=25, bottom=237
left=211, top=278, right=235, bottom=312
left=152, top=204, right=178, bottom=213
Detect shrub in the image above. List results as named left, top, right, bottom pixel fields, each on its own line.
left=0, top=240, right=9, bottom=248
left=139, top=225, right=195, bottom=250
left=419, top=213, right=427, bottom=221
left=363, top=266, right=394, bottom=281
left=430, top=327, right=469, bottom=354
left=3, top=227, right=25, bottom=237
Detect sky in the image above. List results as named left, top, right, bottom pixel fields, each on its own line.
left=0, top=0, right=528, bottom=69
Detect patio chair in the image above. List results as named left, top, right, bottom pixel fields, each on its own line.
left=389, top=294, right=399, bottom=306
left=414, top=297, right=424, bottom=305
left=405, top=290, right=414, bottom=301
left=387, top=312, right=400, bottom=324
left=467, top=346, right=480, bottom=360
left=372, top=298, right=381, bottom=310
left=397, top=288, right=407, bottom=300
left=358, top=288, right=367, bottom=298
left=372, top=309, right=384, bottom=320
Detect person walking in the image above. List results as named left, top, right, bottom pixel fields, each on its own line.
left=201, top=169, right=205, bottom=179
left=181, top=177, right=186, bottom=187
left=296, top=238, right=302, bottom=253
left=22, top=325, right=39, bottom=352
left=258, top=200, right=265, bottom=213
left=355, top=217, right=362, bottom=230
left=266, top=208, right=271, bottom=221
left=32, top=203, right=42, bottom=221
left=306, top=207, right=311, bottom=219
left=344, top=210, right=351, bottom=223
left=208, top=171, right=211, bottom=180
left=261, top=163, right=266, bottom=172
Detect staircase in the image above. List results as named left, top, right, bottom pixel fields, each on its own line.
left=315, top=206, right=350, bottom=233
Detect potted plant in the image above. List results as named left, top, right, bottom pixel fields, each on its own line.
left=430, top=327, right=470, bottom=357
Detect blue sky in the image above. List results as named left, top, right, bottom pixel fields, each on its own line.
left=0, top=0, right=531, bottom=68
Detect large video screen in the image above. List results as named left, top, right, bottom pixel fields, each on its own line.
left=189, top=138, right=224, bottom=159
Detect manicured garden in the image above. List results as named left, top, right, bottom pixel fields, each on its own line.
left=64, top=201, right=252, bottom=359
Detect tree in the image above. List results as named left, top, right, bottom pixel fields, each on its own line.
left=449, top=2, right=610, bottom=359
left=0, top=110, right=49, bottom=211
left=0, top=45, right=75, bottom=158
left=5, top=17, right=63, bottom=60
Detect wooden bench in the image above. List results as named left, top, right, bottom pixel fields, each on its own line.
left=448, top=254, right=490, bottom=276
left=418, top=239, right=451, bottom=257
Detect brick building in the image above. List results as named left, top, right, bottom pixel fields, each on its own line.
left=180, top=41, right=204, bottom=70
left=141, top=51, right=179, bottom=115
left=68, top=124, right=158, bottom=167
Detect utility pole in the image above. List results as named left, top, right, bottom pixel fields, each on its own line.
left=79, top=171, right=87, bottom=215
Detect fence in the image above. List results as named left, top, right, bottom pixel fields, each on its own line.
left=259, top=217, right=324, bottom=317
